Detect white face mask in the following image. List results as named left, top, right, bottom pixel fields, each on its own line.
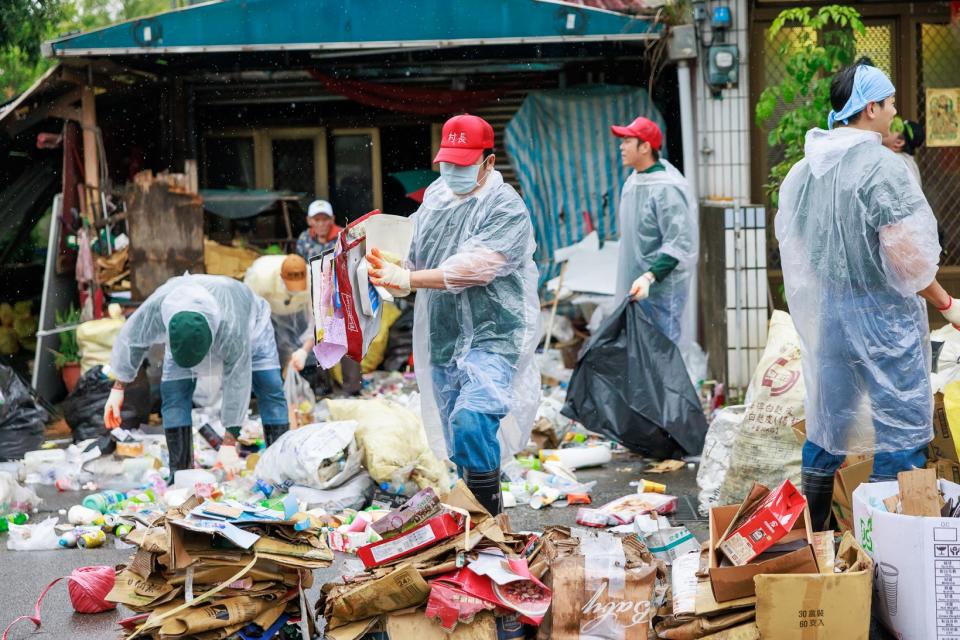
left=440, top=160, right=483, bottom=195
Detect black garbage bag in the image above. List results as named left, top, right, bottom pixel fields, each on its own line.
left=61, top=365, right=150, bottom=442
left=561, top=300, right=707, bottom=459
left=0, top=364, right=48, bottom=461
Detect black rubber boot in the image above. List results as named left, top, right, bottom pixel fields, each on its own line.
left=801, top=468, right=835, bottom=532
left=465, top=468, right=502, bottom=516
left=165, top=425, right=194, bottom=477
left=263, top=423, right=290, bottom=448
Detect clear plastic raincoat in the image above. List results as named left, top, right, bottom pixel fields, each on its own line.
left=244, top=255, right=312, bottom=365
left=615, top=159, right=699, bottom=344
left=408, top=170, right=540, bottom=461
left=777, top=128, right=940, bottom=454
left=110, top=274, right=279, bottom=427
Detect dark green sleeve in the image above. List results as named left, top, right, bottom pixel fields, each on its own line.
left=648, top=253, right=679, bottom=282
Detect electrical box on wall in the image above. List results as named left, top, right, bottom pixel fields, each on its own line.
left=708, top=44, right=739, bottom=88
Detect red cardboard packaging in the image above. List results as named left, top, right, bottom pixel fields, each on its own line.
left=357, top=511, right=464, bottom=569
left=717, top=479, right=807, bottom=566
left=426, top=558, right=552, bottom=630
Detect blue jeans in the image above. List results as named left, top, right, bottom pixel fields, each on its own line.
left=160, top=368, right=288, bottom=428
left=431, top=351, right=516, bottom=472
left=802, top=440, right=927, bottom=482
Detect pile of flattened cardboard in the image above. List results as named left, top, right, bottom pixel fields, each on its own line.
left=106, top=494, right=332, bottom=639
left=321, top=482, right=667, bottom=640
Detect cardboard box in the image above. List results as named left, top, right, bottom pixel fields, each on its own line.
left=358, top=512, right=463, bottom=569
left=754, top=532, right=873, bottom=639
left=929, top=457, right=960, bottom=484
left=832, top=457, right=873, bottom=532
left=931, top=391, right=960, bottom=464
left=708, top=503, right=818, bottom=602
left=853, top=478, right=960, bottom=639
left=717, top=480, right=807, bottom=566
left=544, top=557, right=657, bottom=640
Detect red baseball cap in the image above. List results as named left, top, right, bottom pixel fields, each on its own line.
left=433, top=114, right=495, bottom=166
left=611, top=116, right=663, bottom=151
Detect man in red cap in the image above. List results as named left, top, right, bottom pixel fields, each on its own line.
left=364, top=114, right=540, bottom=515
left=610, top=116, right=698, bottom=345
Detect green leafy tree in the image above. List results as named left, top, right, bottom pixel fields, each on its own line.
left=755, top=5, right=865, bottom=205
left=0, top=0, right=174, bottom=99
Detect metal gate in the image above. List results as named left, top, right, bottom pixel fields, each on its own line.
left=918, top=23, right=960, bottom=264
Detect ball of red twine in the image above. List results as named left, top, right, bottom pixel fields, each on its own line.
left=2, top=565, right=116, bottom=640
left=67, top=565, right=116, bottom=613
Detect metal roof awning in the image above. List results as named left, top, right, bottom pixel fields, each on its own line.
left=200, top=189, right=300, bottom=220
left=45, top=0, right=660, bottom=58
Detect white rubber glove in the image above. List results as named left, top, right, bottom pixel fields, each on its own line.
left=291, top=348, right=308, bottom=372
left=104, top=387, right=124, bottom=429
left=630, top=272, right=656, bottom=301
left=940, top=297, right=960, bottom=328
left=365, top=248, right=411, bottom=297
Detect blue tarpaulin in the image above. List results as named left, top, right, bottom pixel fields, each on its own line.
left=504, top=84, right=666, bottom=283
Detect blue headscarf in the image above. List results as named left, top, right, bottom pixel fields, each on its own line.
left=827, top=65, right=896, bottom=129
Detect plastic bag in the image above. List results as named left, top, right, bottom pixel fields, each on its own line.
left=288, top=472, right=372, bottom=512
left=61, top=365, right=150, bottom=442
left=326, top=398, right=453, bottom=492
left=561, top=300, right=707, bottom=459
left=255, top=420, right=362, bottom=491
left=720, top=312, right=805, bottom=504
left=283, top=363, right=316, bottom=427
left=0, top=364, right=47, bottom=461
left=7, top=516, right=60, bottom=550
left=0, top=471, right=41, bottom=513
left=334, top=211, right=383, bottom=363
left=696, top=405, right=746, bottom=516
left=76, top=306, right=125, bottom=374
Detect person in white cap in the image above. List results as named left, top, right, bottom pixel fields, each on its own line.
left=296, top=200, right=342, bottom=260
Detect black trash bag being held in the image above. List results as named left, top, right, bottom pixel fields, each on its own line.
left=561, top=300, right=707, bottom=459
left=0, top=364, right=48, bottom=461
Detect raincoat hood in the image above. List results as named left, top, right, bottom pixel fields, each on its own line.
left=159, top=282, right=221, bottom=337
left=804, top=127, right=882, bottom=178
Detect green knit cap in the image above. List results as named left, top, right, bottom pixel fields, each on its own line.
left=167, top=311, right=212, bottom=368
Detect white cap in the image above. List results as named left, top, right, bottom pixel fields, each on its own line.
left=307, top=200, right=334, bottom=218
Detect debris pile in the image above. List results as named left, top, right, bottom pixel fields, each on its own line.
left=107, top=493, right=331, bottom=639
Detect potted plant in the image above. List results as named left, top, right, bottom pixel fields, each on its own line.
left=51, top=306, right=82, bottom=393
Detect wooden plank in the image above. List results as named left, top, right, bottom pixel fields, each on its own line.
left=898, top=468, right=939, bottom=517
left=126, top=173, right=205, bottom=300
left=699, top=204, right=728, bottom=385
left=81, top=83, right=99, bottom=223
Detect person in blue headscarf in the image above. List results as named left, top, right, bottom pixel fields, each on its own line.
left=777, top=63, right=960, bottom=530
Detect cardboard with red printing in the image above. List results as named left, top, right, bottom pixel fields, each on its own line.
left=718, top=479, right=808, bottom=566
left=357, top=512, right=463, bottom=569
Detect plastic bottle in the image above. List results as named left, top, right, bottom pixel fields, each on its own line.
left=58, top=530, right=79, bottom=548
left=54, top=476, right=80, bottom=492
left=539, top=447, right=612, bottom=470
left=0, top=512, right=27, bottom=533
left=67, top=505, right=104, bottom=526
left=83, top=490, right=126, bottom=513
left=515, top=456, right=543, bottom=472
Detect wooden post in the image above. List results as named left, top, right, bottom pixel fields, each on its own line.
left=281, top=199, right=294, bottom=251
left=81, top=83, right=99, bottom=223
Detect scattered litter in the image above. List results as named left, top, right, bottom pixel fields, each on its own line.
left=645, top=459, right=685, bottom=474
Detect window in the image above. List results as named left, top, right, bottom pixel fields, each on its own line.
left=329, top=128, right=382, bottom=220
